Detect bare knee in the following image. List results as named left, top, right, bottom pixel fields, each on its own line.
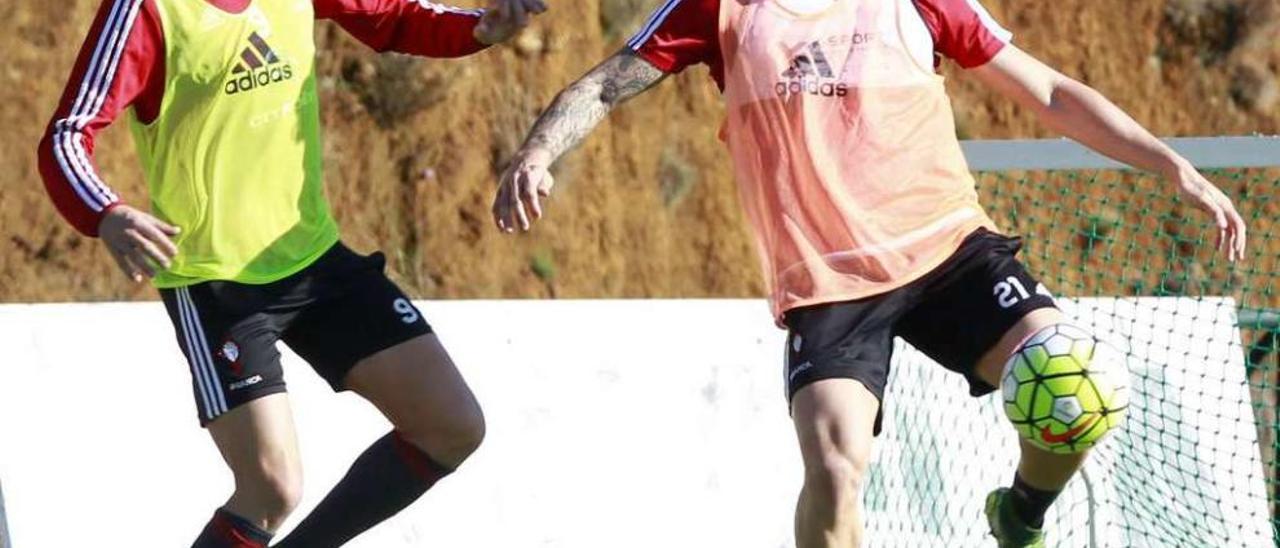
left=397, top=405, right=486, bottom=467
left=231, top=454, right=303, bottom=530
left=804, top=449, right=869, bottom=515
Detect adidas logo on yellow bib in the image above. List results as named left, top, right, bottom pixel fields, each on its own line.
left=224, top=32, right=294, bottom=95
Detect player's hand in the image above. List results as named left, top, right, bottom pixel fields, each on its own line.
left=493, top=148, right=556, bottom=233
left=473, top=0, right=547, bottom=46
left=1169, top=162, right=1247, bottom=263
left=98, top=205, right=180, bottom=283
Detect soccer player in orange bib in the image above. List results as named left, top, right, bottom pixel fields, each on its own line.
left=492, top=0, right=1247, bottom=546
left=38, top=0, right=543, bottom=546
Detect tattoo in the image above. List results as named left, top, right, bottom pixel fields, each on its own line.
left=523, top=50, right=668, bottom=161
left=599, top=52, right=668, bottom=105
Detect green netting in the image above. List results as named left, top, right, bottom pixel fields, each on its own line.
left=863, top=167, right=1278, bottom=547
left=991, top=167, right=1277, bottom=546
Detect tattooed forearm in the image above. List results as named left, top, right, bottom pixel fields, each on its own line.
left=597, top=50, right=668, bottom=105
left=521, top=49, right=668, bottom=161
left=522, top=84, right=612, bottom=162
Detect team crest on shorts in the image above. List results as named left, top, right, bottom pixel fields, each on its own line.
left=218, top=340, right=243, bottom=374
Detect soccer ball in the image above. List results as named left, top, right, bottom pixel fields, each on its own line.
left=1000, top=324, right=1130, bottom=454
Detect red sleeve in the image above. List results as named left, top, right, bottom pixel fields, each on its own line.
left=315, top=0, right=488, bottom=57
left=626, top=0, right=723, bottom=88
left=912, top=0, right=1012, bottom=69
left=36, top=0, right=165, bottom=237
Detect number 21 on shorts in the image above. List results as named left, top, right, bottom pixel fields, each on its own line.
left=993, top=276, right=1052, bottom=309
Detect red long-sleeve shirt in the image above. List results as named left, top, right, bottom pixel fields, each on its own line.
left=37, top=0, right=487, bottom=237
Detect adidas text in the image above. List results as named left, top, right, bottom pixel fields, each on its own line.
left=775, top=80, right=849, bottom=98
left=225, top=64, right=294, bottom=95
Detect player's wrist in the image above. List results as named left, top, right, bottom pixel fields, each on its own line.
left=95, top=202, right=128, bottom=237
left=514, top=146, right=553, bottom=167
left=471, top=16, right=497, bottom=46
left=472, top=10, right=514, bottom=47
left=1155, top=152, right=1194, bottom=180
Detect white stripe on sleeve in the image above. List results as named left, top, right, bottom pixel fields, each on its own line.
left=68, top=133, right=120, bottom=203
left=962, top=0, right=1012, bottom=42
left=76, top=0, right=147, bottom=130
left=51, top=0, right=145, bottom=211
left=411, top=0, right=484, bottom=17
left=627, top=0, right=684, bottom=51
left=52, top=132, right=109, bottom=210
left=62, top=0, right=133, bottom=126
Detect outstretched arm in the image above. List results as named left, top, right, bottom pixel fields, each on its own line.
left=315, top=0, right=545, bottom=56
left=969, top=45, right=1247, bottom=262
left=492, top=50, right=668, bottom=232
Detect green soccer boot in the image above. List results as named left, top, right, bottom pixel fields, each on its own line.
left=985, top=488, right=1046, bottom=548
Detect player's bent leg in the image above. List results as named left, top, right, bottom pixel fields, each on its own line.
left=975, top=308, right=1090, bottom=483
left=975, top=308, right=1087, bottom=547
left=274, top=333, right=482, bottom=548
left=192, top=393, right=302, bottom=548
left=792, top=378, right=879, bottom=548
left=974, top=308, right=1066, bottom=387
left=345, top=333, right=485, bottom=467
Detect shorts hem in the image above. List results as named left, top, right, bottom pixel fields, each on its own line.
left=199, top=383, right=289, bottom=428
left=787, top=365, right=885, bottom=404
left=324, top=323, right=435, bottom=391
left=787, top=365, right=888, bottom=436
left=959, top=299, right=1060, bottom=397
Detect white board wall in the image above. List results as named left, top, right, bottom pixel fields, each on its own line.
left=0, top=299, right=1268, bottom=547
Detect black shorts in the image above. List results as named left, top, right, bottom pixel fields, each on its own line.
left=782, top=228, right=1057, bottom=434
left=159, top=242, right=432, bottom=426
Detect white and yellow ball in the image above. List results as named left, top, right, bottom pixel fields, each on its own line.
left=1000, top=324, right=1130, bottom=454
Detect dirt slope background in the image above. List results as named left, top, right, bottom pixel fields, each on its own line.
left=1, top=0, right=1278, bottom=304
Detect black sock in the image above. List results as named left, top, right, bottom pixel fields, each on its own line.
left=191, top=507, right=273, bottom=548
left=1008, top=473, right=1061, bottom=529
left=274, top=431, right=454, bottom=548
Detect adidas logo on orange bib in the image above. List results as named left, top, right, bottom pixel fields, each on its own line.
left=224, top=32, right=294, bottom=95
left=775, top=41, right=848, bottom=98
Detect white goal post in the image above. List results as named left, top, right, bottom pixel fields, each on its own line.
left=961, top=136, right=1280, bottom=171
left=0, top=479, right=9, bottom=548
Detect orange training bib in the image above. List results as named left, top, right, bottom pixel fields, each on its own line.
left=718, top=0, right=997, bottom=321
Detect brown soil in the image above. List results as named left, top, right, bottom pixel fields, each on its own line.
left=2, top=0, right=1278, bottom=305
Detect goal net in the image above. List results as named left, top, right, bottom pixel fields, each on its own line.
left=863, top=137, right=1280, bottom=547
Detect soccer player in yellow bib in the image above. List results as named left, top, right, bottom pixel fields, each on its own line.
left=37, top=0, right=544, bottom=546
left=492, top=0, right=1247, bottom=547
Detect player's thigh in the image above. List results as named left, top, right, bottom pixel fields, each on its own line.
left=784, top=297, right=904, bottom=436
left=897, top=231, right=1058, bottom=395
left=279, top=251, right=482, bottom=464
left=160, top=286, right=290, bottom=426
left=345, top=334, right=484, bottom=466
left=972, top=308, right=1067, bottom=387
left=282, top=247, right=432, bottom=392
left=207, top=393, right=302, bottom=492
left=791, top=379, right=879, bottom=477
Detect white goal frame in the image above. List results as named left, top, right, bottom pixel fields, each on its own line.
left=962, top=136, right=1280, bottom=171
